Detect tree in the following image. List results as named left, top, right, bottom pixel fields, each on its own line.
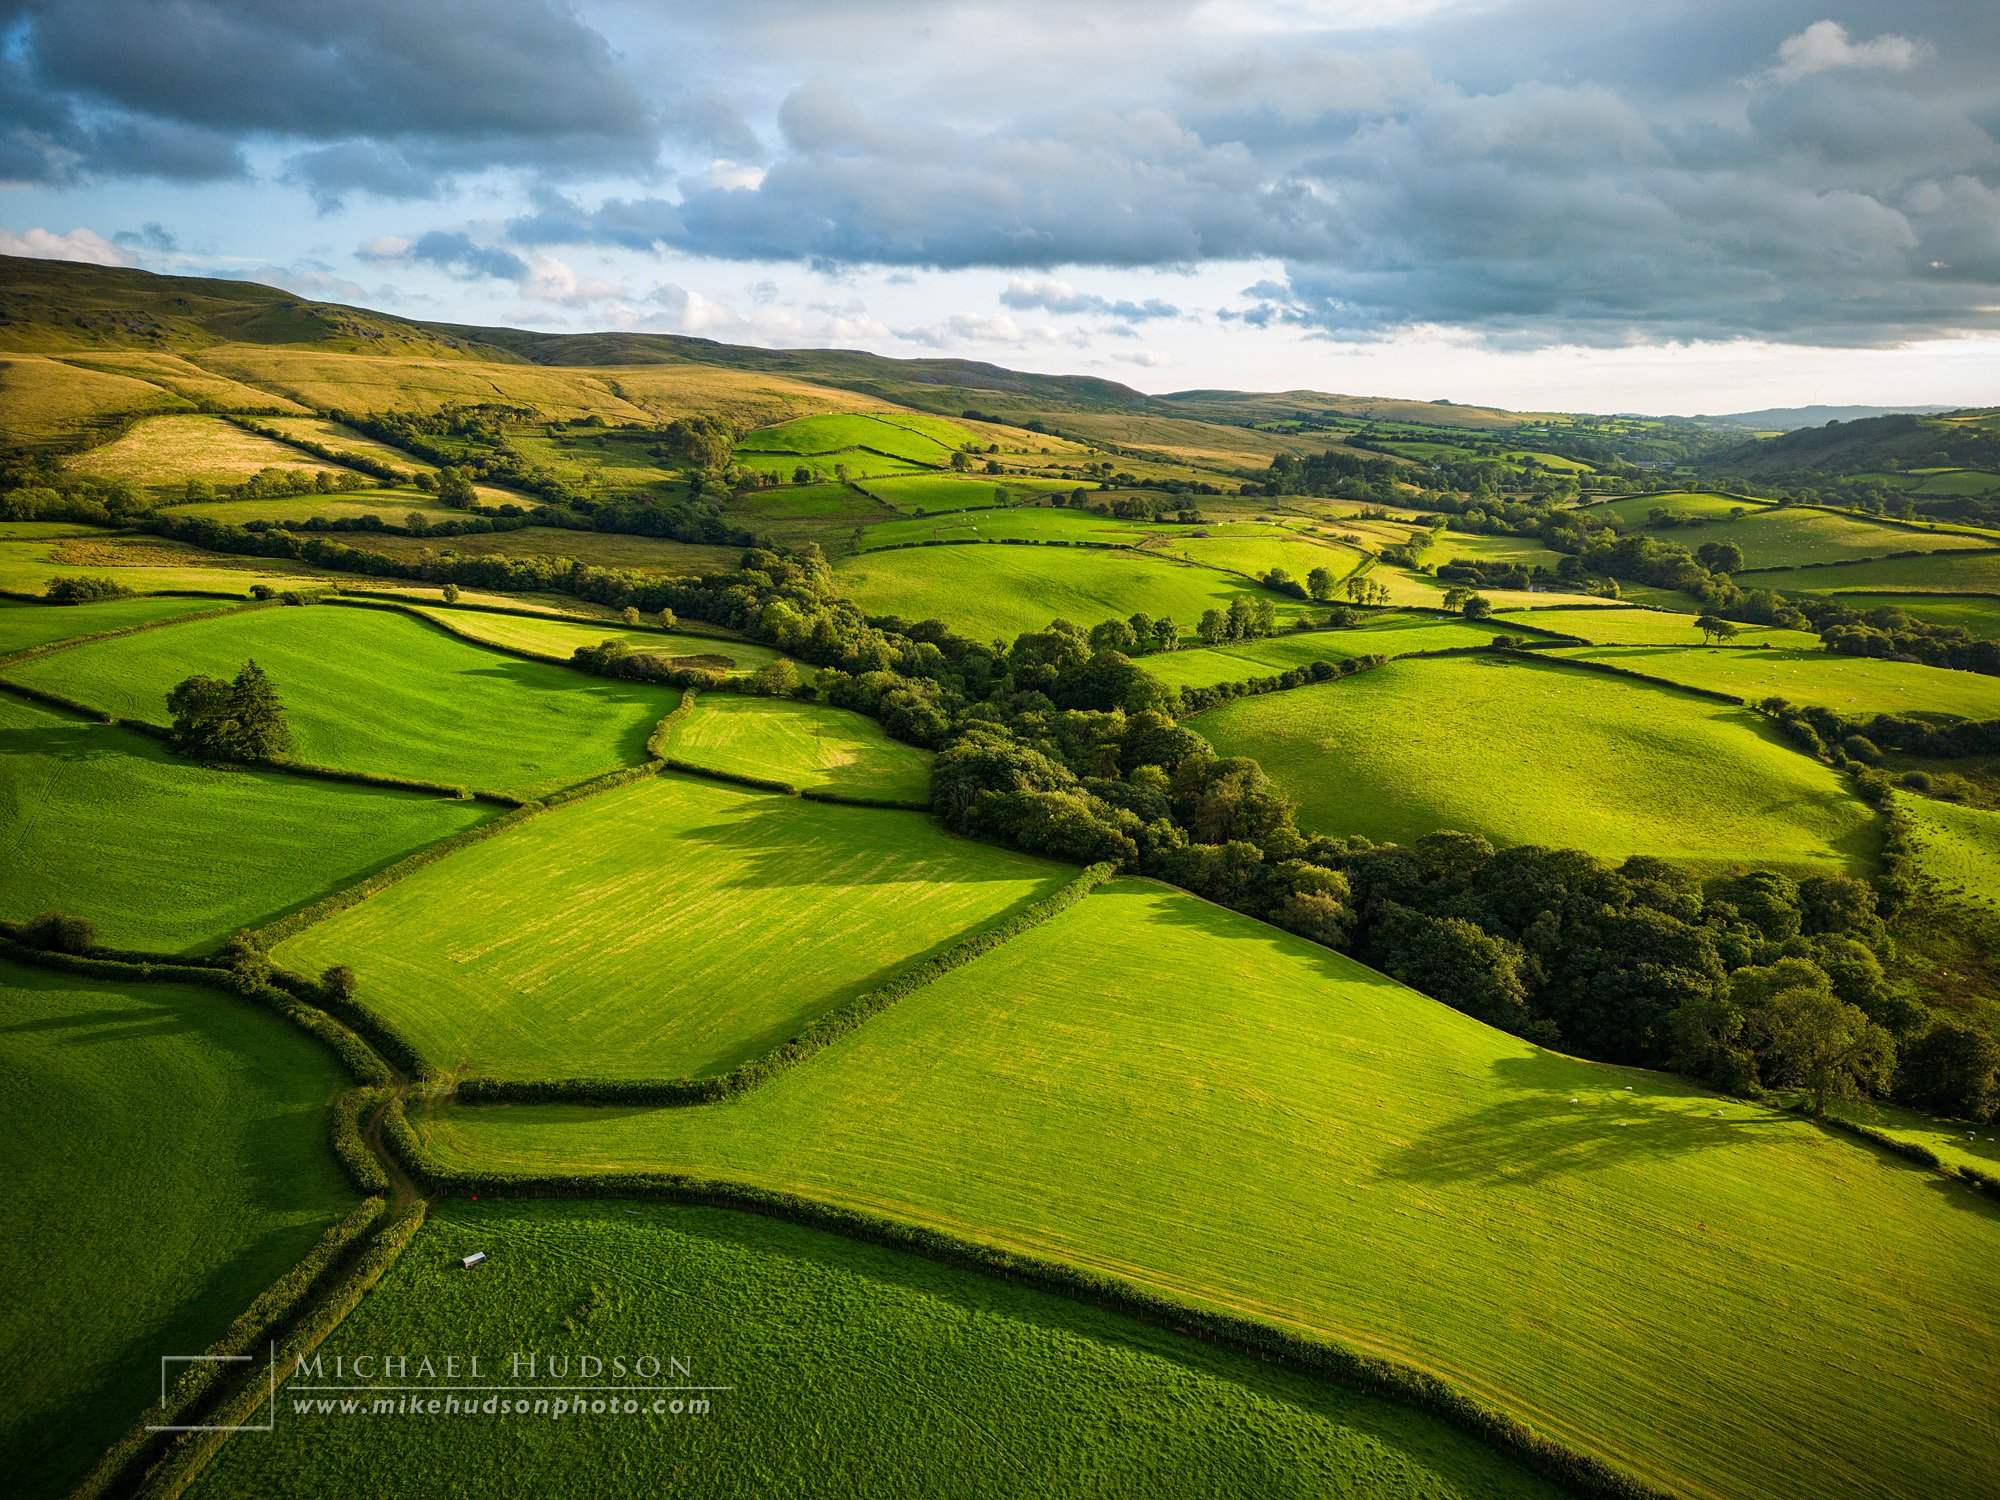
left=24, top=910, right=97, bottom=954
left=168, top=660, right=293, bottom=763
left=749, top=658, right=802, bottom=696
left=1196, top=608, right=1226, bottom=645
left=1306, top=566, right=1335, bottom=601
left=1461, top=594, right=1493, bottom=620
left=321, top=964, right=357, bottom=1002
left=950, top=451, right=969, bottom=472
left=1897, top=1020, right=2000, bottom=1122
left=1696, top=614, right=1738, bottom=645
left=621, top=605, right=642, bottom=627
left=435, top=466, right=478, bottom=508
left=1374, top=904, right=1535, bottom=1034
left=1735, top=958, right=1896, bottom=1114
left=441, top=582, right=461, bottom=604
left=1696, top=540, right=1744, bottom=574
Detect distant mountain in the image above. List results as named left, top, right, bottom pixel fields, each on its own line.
left=1710, top=410, right=2000, bottom=479
left=1708, top=404, right=1961, bottom=431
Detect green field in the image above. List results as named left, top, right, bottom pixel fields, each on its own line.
left=0, top=530, right=339, bottom=598
left=1898, top=791, right=2000, bottom=911
left=726, top=481, right=889, bottom=522
left=336, top=527, right=742, bottom=578
left=1140, top=617, right=1495, bottom=690
left=1549, top=646, right=2000, bottom=720
left=169, top=491, right=467, bottom=527
left=833, top=543, right=1308, bottom=642
left=0, top=959, right=353, bottom=1500
left=6, top=605, right=681, bottom=797
left=857, top=473, right=1079, bottom=513
left=738, top=412, right=970, bottom=465
left=0, top=693, right=489, bottom=951
left=1192, top=656, right=1877, bottom=872
left=1582, top=491, right=1767, bottom=526
left=1491, top=606, right=1817, bottom=647
left=410, top=608, right=784, bottom=675
left=1723, top=508, right=1989, bottom=568
left=855, top=507, right=1151, bottom=549
left=275, top=773, right=1069, bottom=1081
left=0, top=595, right=232, bottom=656
left=420, top=878, right=2000, bottom=1500
left=659, top=694, right=931, bottom=801
left=188, top=1199, right=1557, bottom=1500
left=66, top=414, right=360, bottom=494
left=1739, top=550, right=2000, bottom=594
left=1824, top=593, right=2000, bottom=637
left=1433, top=530, right=1571, bottom=571
left=1151, top=525, right=1367, bottom=584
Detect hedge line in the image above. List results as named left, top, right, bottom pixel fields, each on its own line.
left=1172, top=653, right=1382, bottom=717
left=0, top=674, right=115, bottom=722
left=0, top=596, right=267, bottom=669
left=646, top=687, right=697, bottom=759
left=142, top=1203, right=430, bottom=1500
left=1809, top=1108, right=2000, bottom=1198
left=1736, top=544, right=2000, bottom=578
left=797, top=787, right=931, bottom=811
left=332, top=1087, right=392, bottom=1194
left=384, top=1131, right=1668, bottom=1500
left=455, top=861, right=1119, bottom=1107
left=260, top=965, right=433, bottom=1085
left=265, top=754, right=481, bottom=802
left=657, top=755, right=798, bottom=796
left=337, top=588, right=748, bottom=642
left=1514, top=650, right=1750, bottom=706
left=66, top=1197, right=388, bottom=1500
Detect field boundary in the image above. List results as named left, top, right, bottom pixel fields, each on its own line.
left=0, top=595, right=275, bottom=669
left=381, top=1104, right=1671, bottom=1500
left=453, top=860, right=1117, bottom=1105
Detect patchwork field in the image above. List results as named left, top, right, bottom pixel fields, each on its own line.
left=1548, top=645, right=2000, bottom=720
left=0, top=693, right=489, bottom=951
left=857, top=473, right=1081, bottom=513
left=1192, top=656, right=1877, bottom=872
left=0, top=353, right=187, bottom=448
left=1732, top=549, right=2000, bottom=594
left=1825, top=592, right=2000, bottom=637
left=1719, top=508, right=1990, bottom=569
left=66, top=414, right=362, bottom=494
left=420, top=879, right=2000, bottom=1500
left=0, top=529, right=341, bottom=597
left=659, top=694, right=932, bottom=801
left=854, top=507, right=1152, bottom=550
left=1491, top=606, right=1817, bottom=647
left=739, top=412, right=973, bottom=465
left=6, top=604, right=682, bottom=796
left=834, top=543, right=1309, bottom=641
left=167, top=491, right=467, bottom=527
left=410, top=607, right=784, bottom=674
left=0, top=960, right=353, bottom=1500
left=1149, top=525, right=1368, bottom=584
left=1898, top=792, right=2000, bottom=911
left=0, top=594, right=233, bottom=656
left=1139, top=617, right=1495, bottom=691
left=274, top=773, right=1069, bottom=1080
left=188, top=1199, right=1557, bottom=1500
left=336, top=526, right=740, bottom=577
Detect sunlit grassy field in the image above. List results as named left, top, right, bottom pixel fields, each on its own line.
left=857, top=473, right=1082, bottom=513
left=738, top=412, right=973, bottom=465
left=1731, top=550, right=2000, bottom=594
left=66, top=414, right=361, bottom=494
left=334, top=527, right=742, bottom=577
left=659, top=694, right=931, bottom=801
left=168, top=491, right=466, bottom=527
left=1897, top=791, right=2000, bottom=911
left=0, top=595, right=231, bottom=656
left=188, top=1199, right=1560, bottom=1500
left=422, top=878, right=2000, bottom=1500
left=1490, top=606, right=1817, bottom=647
left=0, top=529, right=342, bottom=597
left=0, top=960, right=353, bottom=1500
left=1140, top=617, right=1494, bottom=690
left=834, top=543, right=1310, bottom=641
left=1830, top=592, right=2000, bottom=636
left=276, top=773, right=1069, bottom=1080
left=6, top=604, right=680, bottom=796
left=410, top=607, right=782, bottom=673
left=0, top=353, right=188, bottom=449
left=1548, top=645, right=2000, bottom=719
left=1192, top=656, right=1878, bottom=872
left=0, top=693, right=489, bottom=951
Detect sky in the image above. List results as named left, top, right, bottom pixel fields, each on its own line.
left=1, top=0, right=1996, bottom=415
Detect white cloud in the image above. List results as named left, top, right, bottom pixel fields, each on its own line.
left=0, top=225, right=137, bottom=266
left=1767, top=20, right=1925, bottom=84
left=357, top=234, right=412, bottom=261
left=517, top=255, right=620, bottom=304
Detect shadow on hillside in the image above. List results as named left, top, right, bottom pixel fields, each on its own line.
left=0, top=719, right=127, bottom=764
left=0, top=1002, right=202, bottom=1044
left=1376, top=1054, right=1788, bottom=1188
left=667, top=797, right=1043, bottom=888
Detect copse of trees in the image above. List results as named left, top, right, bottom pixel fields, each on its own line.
left=166, top=660, right=293, bottom=763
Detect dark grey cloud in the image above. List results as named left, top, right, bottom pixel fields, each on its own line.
left=505, top=11, right=2000, bottom=348
left=0, top=0, right=662, bottom=196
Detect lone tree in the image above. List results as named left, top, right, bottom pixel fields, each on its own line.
left=1306, top=565, right=1336, bottom=601
left=1696, top=614, right=1739, bottom=645
left=167, top=659, right=293, bottom=763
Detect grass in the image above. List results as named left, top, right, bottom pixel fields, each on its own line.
left=833, top=543, right=1310, bottom=642
left=854, top=507, right=1153, bottom=549
left=6, top=604, right=681, bottom=798
left=1547, top=646, right=2000, bottom=720
left=738, top=413, right=971, bottom=465
left=1192, top=656, right=1878, bottom=873
left=1150, top=525, right=1368, bottom=584
left=186, top=1198, right=1562, bottom=1500
left=409, top=608, right=783, bottom=674
left=169, top=491, right=466, bottom=527
left=725, top=481, right=888, bottom=522
left=337, top=527, right=741, bottom=577
left=421, top=878, right=2000, bottom=1500
left=66, top=414, right=362, bottom=495
left=1432, top=531, right=1571, bottom=571
left=0, top=354, right=188, bottom=449
left=1582, top=491, right=1767, bottom=526
left=274, top=773, right=1070, bottom=1080
left=0, top=693, right=489, bottom=951
left=1721, top=509, right=1989, bottom=569
left=1827, top=1095, right=2000, bottom=1179
left=856, top=473, right=1080, bottom=513
left=0, top=595, right=232, bottom=656
left=0, top=959, right=353, bottom=1500
left=1491, top=606, right=1817, bottom=647
left=1897, top=792, right=2000, bottom=912
left=1140, top=618, right=1496, bottom=690
left=659, top=694, right=931, bottom=801
left=1741, top=550, right=2000, bottom=594
left=0, top=531, right=340, bottom=597
left=734, top=448, right=927, bottom=482
left=1828, top=593, right=2000, bottom=636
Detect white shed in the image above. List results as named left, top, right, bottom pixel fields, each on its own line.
left=460, top=1251, right=487, bottom=1269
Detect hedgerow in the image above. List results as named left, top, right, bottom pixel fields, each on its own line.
left=455, top=861, right=1118, bottom=1106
